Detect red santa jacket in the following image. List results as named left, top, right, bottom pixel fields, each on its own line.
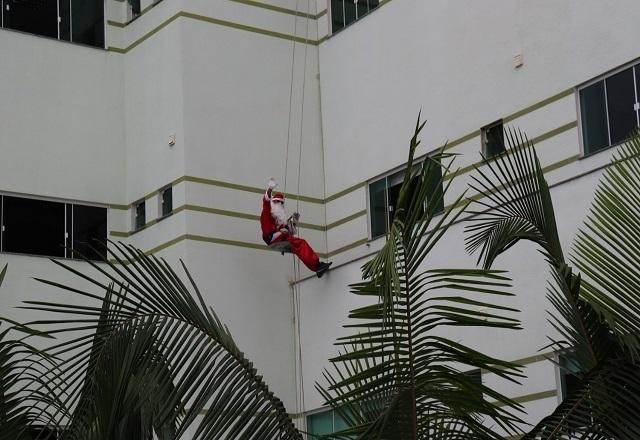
left=261, top=193, right=283, bottom=244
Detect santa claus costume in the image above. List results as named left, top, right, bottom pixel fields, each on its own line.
left=260, top=180, right=331, bottom=278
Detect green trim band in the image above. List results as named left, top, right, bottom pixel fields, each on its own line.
left=108, top=11, right=320, bottom=53
left=325, top=182, right=366, bottom=203
left=229, top=0, right=327, bottom=20
left=494, top=389, right=557, bottom=408
left=326, top=210, right=366, bottom=230
left=108, top=1, right=327, bottom=29
left=110, top=203, right=364, bottom=236
left=109, top=204, right=129, bottom=211
left=327, top=238, right=368, bottom=258
left=107, top=20, right=126, bottom=29
left=503, top=87, right=574, bottom=123
left=444, top=121, right=578, bottom=181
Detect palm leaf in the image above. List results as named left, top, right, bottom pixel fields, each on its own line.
left=573, top=132, right=640, bottom=357
left=317, top=117, right=525, bottom=440
left=13, top=243, right=301, bottom=440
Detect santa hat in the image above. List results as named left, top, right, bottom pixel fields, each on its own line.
left=271, top=193, right=285, bottom=203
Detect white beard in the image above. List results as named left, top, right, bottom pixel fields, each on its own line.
left=270, top=202, right=287, bottom=226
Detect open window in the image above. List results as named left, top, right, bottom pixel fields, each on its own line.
left=159, top=186, right=173, bottom=219
left=482, top=120, right=505, bottom=159
left=133, top=200, right=146, bottom=231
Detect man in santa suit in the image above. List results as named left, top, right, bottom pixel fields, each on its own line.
left=261, top=178, right=332, bottom=278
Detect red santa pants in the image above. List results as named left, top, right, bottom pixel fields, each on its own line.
left=272, top=234, right=319, bottom=272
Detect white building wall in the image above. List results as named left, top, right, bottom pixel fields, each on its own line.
left=298, top=0, right=640, bottom=430
left=1, top=0, right=639, bottom=436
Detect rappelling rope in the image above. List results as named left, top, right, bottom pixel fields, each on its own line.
left=281, top=0, right=312, bottom=431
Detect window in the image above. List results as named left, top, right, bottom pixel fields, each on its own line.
left=72, top=205, right=108, bottom=261
left=0, top=0, right=103, bottom=47
left=368, top=158, right=444, bottom=240
left=482, top=120, right=505, bottom=158
left=462, top=368, right=483, bottom=400
left=307, top=408, right=350, bottom=438
left=129, top=0, right=142, bottom=19
left=1, top=0, right=104, bottom=48
left=331, top=0, right=380, bottom=34
left=580, top=62, right=640, bottom=155
left=0, top=195, right=106, bottom=260
left=558, top=352, right=583, bottom=401
left=159, top=186, right=173, bottom=218
left=134, top=200, right=146, bottom=231
left=29, top=426, right=60, bottom=439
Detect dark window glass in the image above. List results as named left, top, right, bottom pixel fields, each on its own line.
left=72, top=205, right=107, bottom=261
left=369, top=178, right=387, bottom=239
left=3, top=196, right=65, bottom=257
left=59, top=0, right=71, bottom=41
left=161, top=187, right=172, bottom=217
left=425, top=158, right=444, bottom=214
left=344, top=0, right=357, bottom=28
left=580, top=81, right=610, bottom=154
left=386, top=179, right=402, bottom=229
left=3, top=0, right=58, bottom=38
left=129, top=0, right=141, bottom=18
left=72, top=0, right=105, bottom=47
left=65, top=204, right=72, bottom=256
left=331, top=0, right=344, bottom=32
left=463, top=369, right=483, bottom=400
left=134, top=201, right=145, bottom=231
left=30, top=426, right=58, bottom=439
left=307, top=410, right=333, bottom=436
left=369, top=159, right=444, bottom=239
left=559, top=353, right=583, bottom=401
left=606, top=67, right=637, bottom=145
left=483, top=120, right=505, bottom=158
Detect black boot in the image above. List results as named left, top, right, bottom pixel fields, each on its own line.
left=316, top=261, right=332, bottom=278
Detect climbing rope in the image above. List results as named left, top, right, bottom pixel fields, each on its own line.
left=282, top=0, right=313, bottom=430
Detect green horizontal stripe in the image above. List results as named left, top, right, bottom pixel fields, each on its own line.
left=110, top=203, right=363, bottom=236
left=326, top=210, right=366, bottom=230
left=108, top=11, right=320, bottom=53
left=444, top=121, right=578, bottom=181
left=107, top=20, right=126, bottom=28
left=503, top=87, right=574, bottom=123
left=442, top=129, right=482, bottom=152
left=327, top=238, right=368, bottom=257
left=229, top=0, right=327, bottom=20
left=325, top=182, right=366, bottom=203
left=494, top=389, right=557, bottom=408
left=109, top=204, right=129, bottom=211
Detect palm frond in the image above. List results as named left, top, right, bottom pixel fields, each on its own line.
left=522, top=356, right=640, bottom=440
left=317, top=118, right=524, bottom=440
left=573, top=132, right=640, bottom=357
left=14, top=243, right=301, bottom=440
left=465, top=129, right=563, bottom=269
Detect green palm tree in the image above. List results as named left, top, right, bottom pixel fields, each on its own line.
left=465, top=129, right=640, bottom=439
left=316, top=117, right=525, bottom=440
left=6, top=244, right=303, bottom=440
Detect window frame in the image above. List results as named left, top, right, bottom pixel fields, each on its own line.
left=366, top=156, right=444, bottom=241
left=158, top=185, right=173, bottom=220
left=328, top=0, right=381, bottom=36
left=481, top=119, right=506, bottom=159
left=0, top=0, right=106, bottom=49
left=133, top=199, right=146, bottom=232
left=0, top=192, right=108, bottom=261
left=577, top=58, right=640, bottom=158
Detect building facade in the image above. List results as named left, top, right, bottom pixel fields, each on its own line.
left=1, top=0, right=639, bottom=437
